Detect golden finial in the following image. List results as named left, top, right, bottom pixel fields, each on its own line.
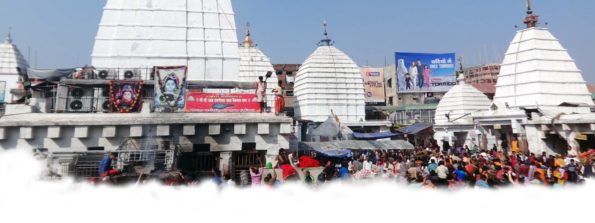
left=243, top=22, right=254, bottom=47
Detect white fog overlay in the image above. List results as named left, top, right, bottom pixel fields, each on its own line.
left=0, top=149, right=592, bottom=223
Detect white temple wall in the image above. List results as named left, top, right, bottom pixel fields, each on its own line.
left=525, top=123, right=594, bottom=155
left=524, top=125, right=546, bottom=154
left=433, top=131, right=449, bottom=149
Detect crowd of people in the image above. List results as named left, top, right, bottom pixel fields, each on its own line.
left=223, top=146, right=595, bottom=189
left=95, top=145, right=595, bottom=189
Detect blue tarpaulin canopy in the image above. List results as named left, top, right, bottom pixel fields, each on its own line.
left=298, top=140, right=414, bottom=158
left=352, top=131, right=400, bottom=140
left=396, top=123, right=433, bottom=135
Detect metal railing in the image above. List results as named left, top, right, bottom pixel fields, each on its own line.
left=68, top=68, right=156, bottom=81
left=392, top=109, right=436, bottom=125
left=50, top=149, right=176, bottom=179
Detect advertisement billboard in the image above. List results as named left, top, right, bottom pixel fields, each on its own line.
left=360, top=68, right=386, bottom=105
left=395, top=52, right=456, bottom=93
left=0, top=81, right=5, bottom=104
left=185, top=92, right=260, bottom=113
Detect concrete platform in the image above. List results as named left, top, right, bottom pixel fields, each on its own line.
left=0, top=112, right=292, bottom=127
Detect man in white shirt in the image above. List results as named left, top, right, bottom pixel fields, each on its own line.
left=435, top=161, right=449, bottom=187
left=256, top=76, right=267, bottom=113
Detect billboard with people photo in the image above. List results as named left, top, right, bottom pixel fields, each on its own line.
left=395, top=52, right=457, bottom=93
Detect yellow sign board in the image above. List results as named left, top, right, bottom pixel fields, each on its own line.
left=575, top=133, right=588, bottom=141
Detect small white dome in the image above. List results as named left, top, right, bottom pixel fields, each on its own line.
left=435, top=74, right=492, bottom=125
left=294, top=45, right=365, bottom=123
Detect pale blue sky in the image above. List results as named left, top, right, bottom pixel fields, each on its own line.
left=0, top=0, right=593, bottom=83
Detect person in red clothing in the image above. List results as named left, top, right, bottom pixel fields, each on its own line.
left=98, top=152, right=121, bottom=183
left=276, top=148, right=297, bottom=181
left=465, top=161, right=476, bottom=176
left=272, top=80, right=285, bottom=116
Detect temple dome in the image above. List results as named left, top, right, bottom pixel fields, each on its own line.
left=494, top=27, right=593, bottom=113
left=294, top=44, right=365, bottom=123
left=435, top=74, right=492, bottom=125
left=238, top=29, right=278, bottom=104
left=0, top=34, right=29, bottom=103
left=91, top=0, right=240, bottom=81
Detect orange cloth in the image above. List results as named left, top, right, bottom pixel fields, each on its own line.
left=274, top=95, right=285, bottom=114
left=534, top=168, right=546, bottom=185
left=511, top=140, right=519, bottom=153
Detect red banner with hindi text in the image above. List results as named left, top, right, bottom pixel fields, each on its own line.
left=185, top=92, right=260, bottom=113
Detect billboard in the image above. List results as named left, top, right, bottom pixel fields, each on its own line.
left=360, top=68, right=386, bottom=105
left=0, top=81, right=5, bottom=104
left=185, top=92, right=260, bottom=113
left=153, top=66, right=188, bottom=112
left=395, top=52, right=456, bottom=93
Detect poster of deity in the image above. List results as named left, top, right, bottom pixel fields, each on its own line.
left=153, top=66, right=188, bottom=112
left=109, top=80, right=143, bottom=113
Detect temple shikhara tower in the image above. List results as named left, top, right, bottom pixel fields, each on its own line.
left=472, top=0, right=595, bottom=154
left=92, top=0, right=240, bottom=81
left=494, top=1, right=592, bottom=113
left=0, top=32, right=29, bottom=104
left=294, top=23, right=365, bottom=123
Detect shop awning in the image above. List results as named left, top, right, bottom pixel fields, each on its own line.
left=396, top=122, right=433, bottom=135
left=352, top=131, right=400, bottom=140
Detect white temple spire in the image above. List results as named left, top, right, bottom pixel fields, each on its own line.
left=523, top=0, right=538, bottom=28
left=5, top=27, right=12, bottom=44
left=457, top=56, right=465, bottom=83
left=495, top=3, right=593, bottom=113
left=318, top=20, right=333, bottom=46
left=242, top=22, right=254, bottom=48
left=295, top=25, right=365, bottom=123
